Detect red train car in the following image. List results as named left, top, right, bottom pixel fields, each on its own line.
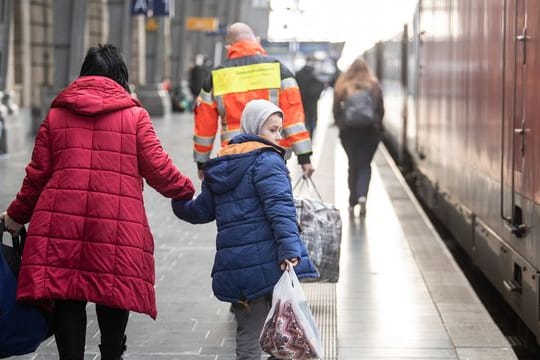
left=370, top=0, right=540, bottom=342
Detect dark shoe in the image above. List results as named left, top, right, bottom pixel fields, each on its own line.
left=99, top=345, right=123, bottom=360
left=99, top=335, right=126, bottom=360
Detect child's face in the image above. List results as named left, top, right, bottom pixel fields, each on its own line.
left=259, top=114, right=283, bottom=145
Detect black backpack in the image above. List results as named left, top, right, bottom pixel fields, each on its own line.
left=341, top=89, right=376, bottom=129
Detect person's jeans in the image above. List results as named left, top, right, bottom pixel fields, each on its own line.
left=340, top=130, right=380, bottom=207
left=53, top=300, right=129, bottom=360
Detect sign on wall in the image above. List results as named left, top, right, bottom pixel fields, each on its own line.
left=185, top=17, right=219, bottom=32
left=131, top=0, right=173, bottom=17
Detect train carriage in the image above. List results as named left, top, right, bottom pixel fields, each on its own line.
left=371, top=0, right=540, bottom=342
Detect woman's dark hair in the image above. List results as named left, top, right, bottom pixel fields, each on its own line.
left=80, top=44, right=130, bottom=93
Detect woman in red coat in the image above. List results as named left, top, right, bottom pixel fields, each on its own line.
left=0, top=45, right=195, bottom=360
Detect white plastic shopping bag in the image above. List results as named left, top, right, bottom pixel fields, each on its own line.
left=259, top=267, right=322, bottom=359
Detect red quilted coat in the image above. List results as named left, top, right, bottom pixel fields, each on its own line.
left=6, top=76, right=195, bottom=318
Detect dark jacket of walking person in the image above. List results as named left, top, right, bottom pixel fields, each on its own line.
left=0, top=44, right=195, bottom=360
left=173, top=99, right=318, bottom=359
left=193, top=22, right=314, bottom=180
left=188, top=54, right=210, bottom=99
left=295, top=59, right=325, bottom=137
left=333, top=57, right=384, bottom=217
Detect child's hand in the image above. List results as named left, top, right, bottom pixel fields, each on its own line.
left=280, top=258, right=299, bottom=271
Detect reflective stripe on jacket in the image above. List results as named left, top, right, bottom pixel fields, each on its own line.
left=193, top=40, right=312, bottom=164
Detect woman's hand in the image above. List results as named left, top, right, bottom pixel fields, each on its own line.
left=1, top=211, right=24, bottom=235
left=280, top=258, right=299, bottom=271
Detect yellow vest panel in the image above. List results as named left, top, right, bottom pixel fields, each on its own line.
left=212, top=62, right=281, bottom=96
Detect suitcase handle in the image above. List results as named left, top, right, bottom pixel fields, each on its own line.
left=293, top=175, right=323, bottom=201
left=0, top=218, right=26, bottom=258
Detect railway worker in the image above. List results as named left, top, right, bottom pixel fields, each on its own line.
left=333, top=57, right=385, bottom=217
left=0, top=44, right=195, bottom=360
left=192, top=22, right=315, bottom=180
left=188, top=53, right=211, bottom=102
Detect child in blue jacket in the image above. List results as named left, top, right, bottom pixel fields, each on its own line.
left=172, top=99, right=318, bottom=359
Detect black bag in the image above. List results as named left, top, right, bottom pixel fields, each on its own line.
left=341, top=89, right=376, bottom=128
left=0, top=219, right=52, bottom=358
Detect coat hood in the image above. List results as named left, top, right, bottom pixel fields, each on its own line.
left=240, top=99, right=284, bottom=136
left=51, top=76, right=141, bottom=115
left=203, top=134, right=284, bottom=194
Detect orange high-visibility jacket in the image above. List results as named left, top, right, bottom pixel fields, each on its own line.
left=193, top=40, right=312, bottom=166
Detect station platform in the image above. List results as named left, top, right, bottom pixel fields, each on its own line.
left=0, top=91, right=517, bottom=359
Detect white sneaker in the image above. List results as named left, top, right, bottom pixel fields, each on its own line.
left=358, top=196, right=367, bottom=217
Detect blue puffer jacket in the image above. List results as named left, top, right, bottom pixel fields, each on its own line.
left=172, top=134, right=318, bottom=303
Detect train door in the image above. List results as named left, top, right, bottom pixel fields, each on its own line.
left=501, top=0, right=537, bottom=238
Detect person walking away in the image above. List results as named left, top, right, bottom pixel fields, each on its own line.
left=173, top=99, right=319, bottom=360
left=188, top=54, right=210, bottom=101
left=295, top=56, right=325, bottom=138
left=0, top=44, right=195, bottom=360
left=333, top=57, right=384, bottom=217
left=193, top=22, right=315, bottom=180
